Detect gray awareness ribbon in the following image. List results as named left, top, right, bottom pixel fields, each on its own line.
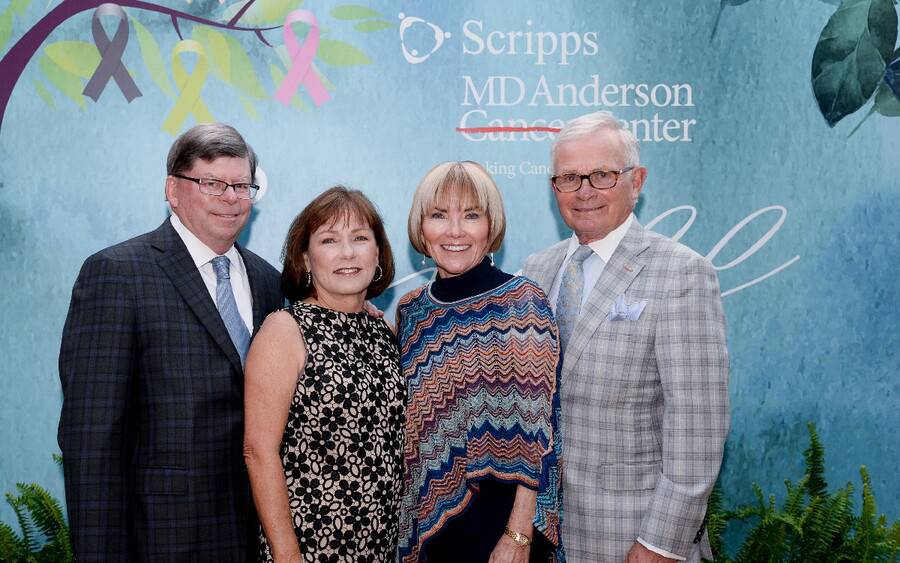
left=82, top=3, right=142, bottom=102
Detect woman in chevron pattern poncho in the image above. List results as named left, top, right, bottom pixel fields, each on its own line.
left=396, top=161, right=564, bottom=563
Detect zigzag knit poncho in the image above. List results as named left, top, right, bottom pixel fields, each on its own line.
left=396, top=276, right=564, bottom=562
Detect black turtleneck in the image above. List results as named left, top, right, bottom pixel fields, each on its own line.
left=430, top=256, right=513, bottom=302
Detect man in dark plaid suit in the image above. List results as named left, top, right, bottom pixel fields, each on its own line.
left=58, top=123, right=283, bottom=562
left=523, top=112, right=729, bottom=563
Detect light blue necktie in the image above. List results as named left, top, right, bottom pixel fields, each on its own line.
left=211, top=256, right=251, bottom=365
left=556, top=245, right=594, bottom=351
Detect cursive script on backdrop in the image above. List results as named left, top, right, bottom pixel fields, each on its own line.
left=390, top=205, right=800, bottom=299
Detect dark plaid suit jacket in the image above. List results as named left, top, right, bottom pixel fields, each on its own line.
left=58, top=220, right=282, bottom=562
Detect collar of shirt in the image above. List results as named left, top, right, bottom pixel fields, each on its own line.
left=169, top=214, right=241, bottom=269
left=547, top=214, right=634, bottom=311
left=169, top=214, right=253, bottom=331
left=563, top=213, right=634, bottom=263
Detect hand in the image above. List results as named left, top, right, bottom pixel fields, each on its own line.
left=489, top=533, right=531, bottom=563
left=363, top=300, right=384, bottom=318
left=624, top=542, right=677, bottom=563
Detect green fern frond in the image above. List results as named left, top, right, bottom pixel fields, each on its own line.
left=54, top=524, right=74, bottom=562
left=2, top=459, right=73, bottom=562
left=704, top=484, right=731, bottom=562
left=752, top=482, right=766, bottom=509
left=0, top=521, right=26, bottom=562
left=784, top=475, right=809, bottom=517
left=804, top=422, right=827, bottom=498
left=51, top=454, right=62, bottom=467
left=886, top=522, right=900, bottom=562
left=721, top=425, right=898, bottom=563
left=8, top=488, right=38, bottom=555
left=20, top=483, right=67, bottom=540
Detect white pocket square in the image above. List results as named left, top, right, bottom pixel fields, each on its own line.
left=606, top=295, right=647, bottom=321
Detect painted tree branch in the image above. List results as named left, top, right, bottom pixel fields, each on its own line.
left=227, top=0, right=256, bottom=27
left=0, top=0, right=280, bottom=131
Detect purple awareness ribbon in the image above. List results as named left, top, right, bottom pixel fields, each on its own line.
left=82, top=3, right=142, bottom=102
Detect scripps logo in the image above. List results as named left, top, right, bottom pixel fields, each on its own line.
left=398, top=13, right=451, bottom=64
left=398, top=15, right=600, bottom=66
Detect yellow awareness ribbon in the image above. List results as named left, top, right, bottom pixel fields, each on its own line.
left=162, top=40, right=214, bottom=135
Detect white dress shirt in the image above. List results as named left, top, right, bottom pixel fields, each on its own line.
left=547, top=213, right=687, bottom=561
left=170, top=215, right=253, bottom=333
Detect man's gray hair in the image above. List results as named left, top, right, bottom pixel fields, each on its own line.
left=552, top=111, right=640, bottom=167
left=166, top=123, right=258, bottom=181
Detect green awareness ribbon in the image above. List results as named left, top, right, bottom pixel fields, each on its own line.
left=162, top=40, right=214, bottom=135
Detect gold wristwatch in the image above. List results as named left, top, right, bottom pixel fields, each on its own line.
left=503, top=526, right=532, bottom=547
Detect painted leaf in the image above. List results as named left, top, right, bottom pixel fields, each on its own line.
left=32, top=79, right=55, bottom=108
left=222, top=0, right=303, bottom=26
left=354, top=20, right=392, bottom=33
left=193, top=27, right=266, bottom=99
left=710, top=0, right=753, bottom=39
left=131, top=16, right=173, bottom=97
left=193, top=27, right=231, bottom=82
left=873, top=80, right=900, bottom=115
left=269, top=62, right=308, bottom=110
left=312, top=63, right=335, bottom=91
left=883, top=50, right=900, bottom=100
left=317, top=39, right=371, bottom=66
left=1, top=10, right=12, bottom=54
left=811, top=0, right=898, bottom=126
left=330, top=5, right=383, bottom=20
left=239, top=95, right=258, bottom=119
left=876, top=49, right=900, bottom=115
left=38, top=55, right=85, bottom=108
left=10, top=0, right=30, bottom=16
left=219, top=33, right=267, bottom=98
left=44, top=40, right=101, bottom=79
left=275, top=44, right=292, bottom=70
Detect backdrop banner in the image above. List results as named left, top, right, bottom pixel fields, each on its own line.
left=1, top=0, right=897, bottom=543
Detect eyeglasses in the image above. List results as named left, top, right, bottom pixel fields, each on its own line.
left=172, top=173, right=259, bottom=201
left=551, top=166, right=635, bottom=192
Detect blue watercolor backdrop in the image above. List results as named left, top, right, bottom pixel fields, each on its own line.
left=0, top=0, right=897, bottom=549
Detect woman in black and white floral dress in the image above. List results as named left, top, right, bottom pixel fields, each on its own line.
left=244, top=187, right=404, bottom=563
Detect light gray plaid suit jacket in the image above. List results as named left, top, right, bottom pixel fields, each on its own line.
left=523, top=218, right=729, bottom=563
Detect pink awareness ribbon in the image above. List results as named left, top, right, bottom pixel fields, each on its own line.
left=274, top=10, right=330, bottom=107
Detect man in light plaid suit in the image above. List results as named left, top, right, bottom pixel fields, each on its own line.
left=523, top=111, right=729, bottom=563
left=58, top=124, right=283, bottom=561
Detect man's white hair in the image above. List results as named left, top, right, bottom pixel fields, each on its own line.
left=552, top=111, right=640, bottom=168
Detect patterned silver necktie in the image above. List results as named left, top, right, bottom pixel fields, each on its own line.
left=556, top=245, right=593, bottom=351
left=211, top=256, right=251, bottom=365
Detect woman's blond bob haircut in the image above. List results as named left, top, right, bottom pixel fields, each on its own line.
left=407, top=161, right=506, bottom=256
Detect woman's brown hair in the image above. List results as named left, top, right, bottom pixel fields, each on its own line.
left=281, top=186, right=394, bottom=302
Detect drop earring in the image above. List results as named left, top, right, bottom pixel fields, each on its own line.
left=489, top=252, right=495, bottom=266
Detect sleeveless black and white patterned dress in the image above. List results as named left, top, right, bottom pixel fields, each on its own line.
left=258, top=302, right=405, bottom=563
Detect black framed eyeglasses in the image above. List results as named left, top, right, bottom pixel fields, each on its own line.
left=171, top=173, right=259, bottom=201
left=551, top=166, right=635, bottom=192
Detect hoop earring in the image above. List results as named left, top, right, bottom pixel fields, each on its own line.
left=306, top=271, right=312, bottom=287
left=372, top=265, right=383, bottom=282
left=489, top=252, right=495, bottom=266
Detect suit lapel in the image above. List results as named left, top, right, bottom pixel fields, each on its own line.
left=152, top=220, right=243, bottom=374
left=563, top=220, right=650, bottom=373
left=530, top=240, right=569, bottom=292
